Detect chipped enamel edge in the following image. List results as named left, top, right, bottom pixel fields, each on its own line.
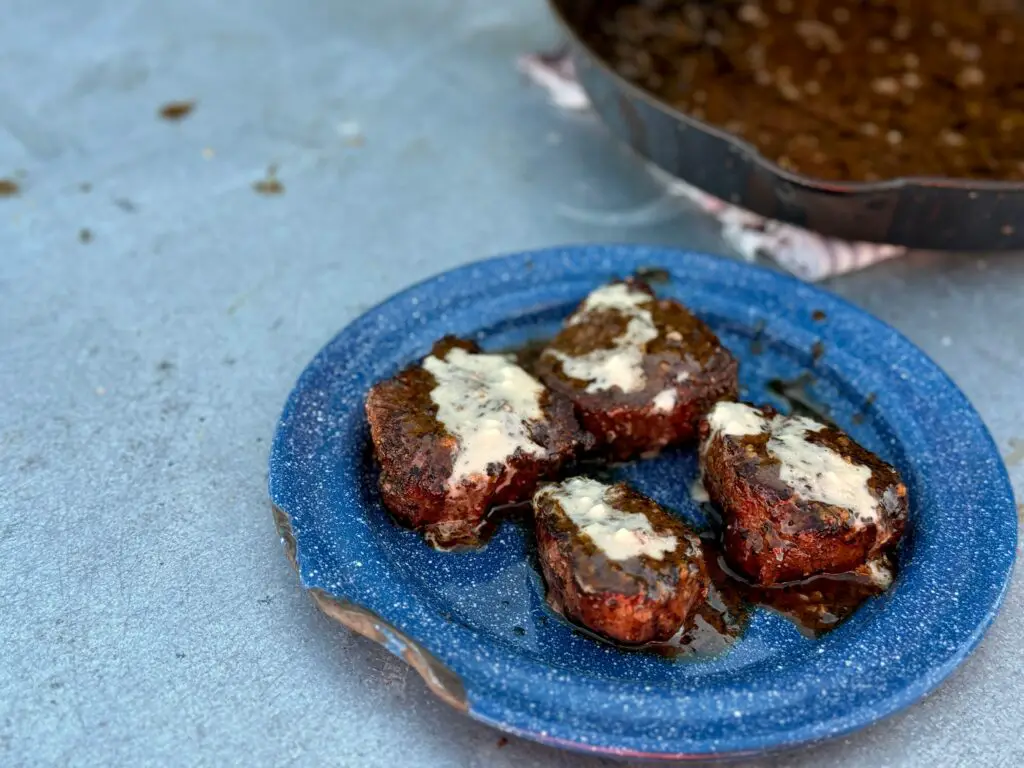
left=271, top=504, right=468, bottom=713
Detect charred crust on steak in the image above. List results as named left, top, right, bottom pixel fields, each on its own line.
left=533, top=477, right=710, bottom=645
left=699, top=402, right=908, bottom=585
left=365, top=336, right=590, bottom=549
left=536, top=279, right=738, bottom=460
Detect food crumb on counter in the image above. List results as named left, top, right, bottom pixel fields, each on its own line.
left=253, top=165, right=285, bottom=195
left=158, top=100, right=196, bottom=121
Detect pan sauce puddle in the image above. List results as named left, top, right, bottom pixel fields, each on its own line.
left=487, top=326, right=894, bottom=658
left=523, top=520, right=892, bottom=660
left=549, top=524, right=892, bottom=660
left=511, top=466, right=892, bottom=660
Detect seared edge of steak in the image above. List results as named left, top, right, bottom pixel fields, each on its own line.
left=533, top=476, right=709, bottom=644
left=699, top=401, right=908, bottom=585
left=366, top=337, right=589, bottom=548
left=536, top=279, right=738, bottom=460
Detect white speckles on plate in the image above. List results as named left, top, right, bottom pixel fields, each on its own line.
left=270, top=246, right=1016, bottom=759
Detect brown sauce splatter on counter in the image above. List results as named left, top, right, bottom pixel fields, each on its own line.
left=159, top=100, right=196, bottom=121
left=253, top=179, right=284, bottom=195
left=812, top=309, right=827, bottom=322
left=253, top=165, right=285, bottom=195
left=0, top=179, right=20, bottom=197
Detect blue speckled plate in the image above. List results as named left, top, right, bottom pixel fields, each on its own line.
left=269, top=246, right=1016, bottom=760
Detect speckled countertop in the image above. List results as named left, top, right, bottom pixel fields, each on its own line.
left=1, top=1, right=1021, bottom=766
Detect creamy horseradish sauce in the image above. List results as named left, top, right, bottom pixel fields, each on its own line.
left=548, top=283, right=657, bottom=394
left=863, top=558, right=894, bottom=590
left=704, top=401, right=879, bottom=526
left=536, top=477, right=678, bottom=561
left=652, top=388, right=677, bottom=412
left=423, top=348, right=546, bottom=487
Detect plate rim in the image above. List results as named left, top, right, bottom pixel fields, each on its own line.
left=269, top=245, right=1017, bottom=759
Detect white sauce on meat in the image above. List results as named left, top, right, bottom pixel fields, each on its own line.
left=703, top=401, right=879, bottom=527
left=705, top=401, right=769, bottom=439
left=863, top=558, right=894, bottom=590
left=770, top=418, right=878, bottom=525
left=547, top=283, right=657, bottom=394
left=689, top=476, right=710, bottom=503
left=652, top=388, right=677, bottom=412
left=535, top=477, right=678, bottom=561
left=423, top=347, right=547, bottom=487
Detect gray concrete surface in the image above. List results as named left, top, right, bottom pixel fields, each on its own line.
left=1, top=1, right=1021, bottom=766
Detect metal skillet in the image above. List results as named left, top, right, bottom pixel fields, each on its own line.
left=549, top=0, right=1024, bottom=251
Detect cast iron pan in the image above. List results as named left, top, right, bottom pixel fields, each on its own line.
left=550, top=0, right=1024, bottom=251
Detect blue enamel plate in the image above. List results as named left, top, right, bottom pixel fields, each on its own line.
left=269, top=246, right=1016, bottom=760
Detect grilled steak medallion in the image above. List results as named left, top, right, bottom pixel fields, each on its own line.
left=699, top=401, right=908, bottom=585
left=366, top=337, right=589, bottom=548
left=534, top=476, right=709, bottom=644
left=536, top=279, right=738, bottom=460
